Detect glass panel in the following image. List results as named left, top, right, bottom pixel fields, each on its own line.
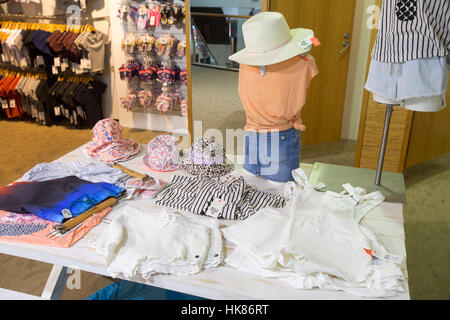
left=190, top=0, right=262, bottom=70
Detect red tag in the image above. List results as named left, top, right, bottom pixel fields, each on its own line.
left=364, top=248, right=378, bottom=257
left=310, top=37, right=321, bottom=47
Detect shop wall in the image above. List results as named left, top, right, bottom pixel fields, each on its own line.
left=0, top=0, right=115, bottom=119
left=341, top=0, right=375, bottom=140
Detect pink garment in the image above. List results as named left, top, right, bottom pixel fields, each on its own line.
left=84, top=118, right=140, bottom=163
left=0, top=209, right=112, bottom=248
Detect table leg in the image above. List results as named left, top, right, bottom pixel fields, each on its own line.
left=41, top=265, right=69, bottom=300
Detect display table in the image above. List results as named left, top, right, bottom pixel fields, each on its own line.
left=0, top=144, right=410, bottom=300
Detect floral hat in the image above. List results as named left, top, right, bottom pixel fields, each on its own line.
left=84, top=118, right=140, bottom=163
left=143, top=135, right=181, bottom=172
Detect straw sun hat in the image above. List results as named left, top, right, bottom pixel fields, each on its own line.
left=228, top=12, right=315, bottom=66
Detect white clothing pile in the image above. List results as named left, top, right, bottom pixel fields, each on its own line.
left=90, top=203, right=223, bottom=279
left=222, top=169, right=406, bottom=298
left=17, top=160, right=130, bottom=185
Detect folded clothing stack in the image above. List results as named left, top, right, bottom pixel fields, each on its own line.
left=0, top=176, right=124, bottom=223
left=16, top=160, right=131, bottom=186
left=155, top=175, right=288, bottom=220
left=222, top=169, right=406, bottom=298
left=90, top=203, right=222, bottom=279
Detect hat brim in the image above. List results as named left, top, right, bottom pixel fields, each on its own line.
left=142, top=155, right=180, bottom=172
left=181, top=158, right=235, bottom=178
left=88, top=142, right=141, bottom=163
left=228, top=28, right=314, bottom=66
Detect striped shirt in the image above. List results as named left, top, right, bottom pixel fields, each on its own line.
left=372, top=0, right=450, bottom=63
left=155, top=175, right=288, bottom=220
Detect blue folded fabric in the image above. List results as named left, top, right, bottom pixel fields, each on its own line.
left=86, top=280, right=206, bottom=300
left=0, top=176, right=124, bottom=223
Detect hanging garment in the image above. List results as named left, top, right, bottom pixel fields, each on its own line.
left=90, top=203, right=223, bottom=279
left=16, top=160, right=131, bottom=185
left=365, top=56, right=449, bottom=107
left=155, top=175, right=288, bottom=220
left=0, top=208, right=111, bottom=248
left=222, top=169, right=406, bottom=297
left=372, top=0, right=450, bottom=63
left=0, top=176, right=124, bottom=223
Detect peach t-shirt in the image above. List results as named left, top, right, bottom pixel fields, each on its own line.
left=238, top=54, right=318, bottom=132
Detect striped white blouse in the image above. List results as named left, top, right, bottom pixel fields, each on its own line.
left=155, top=175, right=288, bottom=220
left=372, top=0, right=450, bottom=63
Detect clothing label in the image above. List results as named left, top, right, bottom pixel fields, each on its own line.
left=9, top=99, right=15, bottom=109
left=54, top=106, right=61, bottom=116
left=364, top=248, right=403, bottom=264
left=61, top=63, right=67, bottom=72
left=297, top=36, right=320, bottom=50
left=36, top=56, right=44, bottom=66
left=20, top=57, right=28, bottom=68
left=1, top=100, right=8, bottom=109
left=52, top=65, right=59, bottom=75
left=61, top=209, right=73, bottom=219
left=54, top=57, right=61, bottom=67
left=76, top=106, right=85, bottom=119
left=205, top=198, right=226, bottom=218
left=150, top=16, right=156, bottom=26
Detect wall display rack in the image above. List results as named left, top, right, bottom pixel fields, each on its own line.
left=110, top=0, right=192, bottom=141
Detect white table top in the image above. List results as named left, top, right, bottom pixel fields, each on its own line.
left=0, top=144, right=410, bottom=300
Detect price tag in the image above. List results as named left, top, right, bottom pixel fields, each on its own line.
left=1, top=99, right=8, bottom=109
left=52, top=65, right=59, bottom=75
left=61, top=209, right=73, bottom=219
left=62, top=58, right=69, bottom=69
left=54, top=57, right=61, bottom=67
left=150, top=16, right=156, bottom=26
left=20, top=57, right=28, bottom=68
left=36, top=56, right=44, bottom=66
left=54, top=106, right=61, bottom=116
left=205, top=198, right=226, bottom=218
left=297, top=37, right=313, bottom=50
left=9, top=99, right=15, bottom=109
left=84, top=59, right=91, bottom=70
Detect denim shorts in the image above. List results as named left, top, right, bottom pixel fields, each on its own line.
left=243, top=128, right=301, bottom=183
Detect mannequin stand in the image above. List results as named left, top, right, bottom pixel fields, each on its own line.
left=375, top=104, right=395, bottom=185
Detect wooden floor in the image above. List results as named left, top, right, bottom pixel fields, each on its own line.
left=0, top=119, right=449, bottom=299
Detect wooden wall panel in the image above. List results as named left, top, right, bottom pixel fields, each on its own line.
left=359, top=99, right=413, bottom=172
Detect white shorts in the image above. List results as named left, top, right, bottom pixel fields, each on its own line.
left=365, top=56, right=449, bottom=112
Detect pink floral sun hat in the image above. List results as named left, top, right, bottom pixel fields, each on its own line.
left=84, top=118, right=140, bottom=163
left=143, top=135, right=181, bottom=172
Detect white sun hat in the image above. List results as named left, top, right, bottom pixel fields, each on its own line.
left=228, top=12, right=315, bottom=66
